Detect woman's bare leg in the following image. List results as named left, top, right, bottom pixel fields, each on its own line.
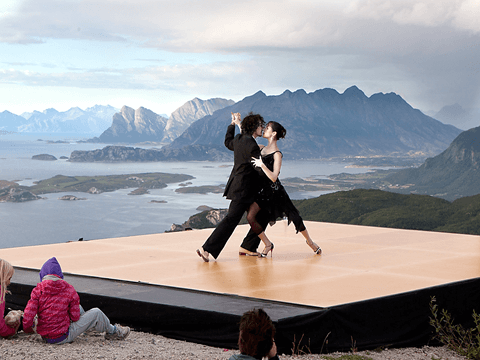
left=301, top=229, right=322, bottom=255
left=258, top=231, right=274, bottom=257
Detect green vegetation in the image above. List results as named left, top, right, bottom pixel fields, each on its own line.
left=183, top=188, right=480, bottom=235
left=292, top=189, right=480, bottom=235
left=430, top=297, right=480, bottom=359
left=22, top=173, right=194, bottom=195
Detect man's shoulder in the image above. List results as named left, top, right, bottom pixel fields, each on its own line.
left=236, top=133, right=256, bottom=142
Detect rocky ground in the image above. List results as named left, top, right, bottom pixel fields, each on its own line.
left=0, top=330, right=467, bottom=360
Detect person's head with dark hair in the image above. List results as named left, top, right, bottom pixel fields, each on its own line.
left=266, top=121, right=286, bottom=140
left=241, top=113, right=265, bottom=136
left=238, top=308, right=276, bottom=359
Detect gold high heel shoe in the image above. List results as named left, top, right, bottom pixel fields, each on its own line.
left=307, top=240, right=322, bottom=255
left=259, top=242, right=274, bottom=258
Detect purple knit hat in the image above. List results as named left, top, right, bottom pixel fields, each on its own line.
left=39, top=257, right=64, bottom=281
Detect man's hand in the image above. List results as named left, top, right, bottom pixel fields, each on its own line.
left=251, top=157, right=263, bottom=168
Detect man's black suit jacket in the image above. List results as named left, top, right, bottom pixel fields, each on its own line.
left=223, top=124, right=262, bottom=203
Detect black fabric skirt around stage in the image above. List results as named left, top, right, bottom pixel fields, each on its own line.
left=6, top=269, right=480, bottom=354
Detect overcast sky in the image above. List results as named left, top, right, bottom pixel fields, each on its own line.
left=1, top=0, right=479, bottom=128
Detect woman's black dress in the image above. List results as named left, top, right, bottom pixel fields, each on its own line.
left=254, top=151, right=306, bottom=233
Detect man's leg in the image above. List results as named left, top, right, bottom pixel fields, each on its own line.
left=239, top=208, right=270, bottom=253
left=201, top=200, right=249, bottom=259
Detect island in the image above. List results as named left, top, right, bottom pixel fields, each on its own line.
left=0, top=188, right=44, bottom=203
left=32, top=154, right=57, bottom=161
left=29, top=173, right=194, bottom=195
left=0, top=172, right=194, bottom=202
left=128, top=188, right=149, bottom=195
left=58, top=195, right=87, bottom=201
left=0, top=169, right=402, bottom=203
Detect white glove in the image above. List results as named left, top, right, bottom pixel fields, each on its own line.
left=251, top=157, right=263, bottom=168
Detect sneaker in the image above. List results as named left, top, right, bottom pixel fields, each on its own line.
left=105, top=324, right=130, bottom=340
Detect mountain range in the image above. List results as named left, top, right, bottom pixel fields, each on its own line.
left=2, top=86, right=464, bottom=162
left=0, top=105, right=118, bottom=135
left=385, top=125, right=480, bottom=200
left=434, top=103, right=480, bottom=131
left=165, top=86, right=461, bottom=159
left=87, top=98, right=234, bottom=144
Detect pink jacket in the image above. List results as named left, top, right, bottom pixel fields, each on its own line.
left=0, top=288, right=16, bottom=338
left=23, top=276, right=81, bottom=338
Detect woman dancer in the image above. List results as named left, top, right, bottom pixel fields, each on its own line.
left=248, top=121, right=322, bottom=257
left=0, top=259, right=19, bottom=338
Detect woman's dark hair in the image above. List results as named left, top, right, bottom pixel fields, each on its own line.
left=267, top=121, right=286, bottom=140
left=241, top=113, right=265, bottom=135
left=238, top=308, right=275, bottom=359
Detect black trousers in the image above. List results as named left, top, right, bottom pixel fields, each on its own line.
left=202, top=199, right=269, bottom=259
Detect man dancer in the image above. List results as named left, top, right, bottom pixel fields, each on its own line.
left=197, top=112, right=265, bottom=262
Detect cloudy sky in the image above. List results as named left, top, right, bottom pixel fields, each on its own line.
left=0, top=0, right=479, bottom=128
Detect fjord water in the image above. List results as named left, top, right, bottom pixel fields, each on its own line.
left=0, top=135, right=368, bottom=249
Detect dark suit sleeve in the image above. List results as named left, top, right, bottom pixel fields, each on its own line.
left=249, top=141, right=262, bottom=174
left=250, top=141, right=261, bottom=159
left=224, top=124, right=236, bottom=151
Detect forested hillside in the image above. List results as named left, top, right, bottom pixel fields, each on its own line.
left=177, top=189, right=480, bottom=235
left=292, top=189, right=480, bottom=235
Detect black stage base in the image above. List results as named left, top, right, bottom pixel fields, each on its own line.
left=7, top=267, right=480, bottom=354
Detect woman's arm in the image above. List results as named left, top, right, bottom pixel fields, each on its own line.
left=252, top=152, right=282, bottom=183
left=232, top=112, right=242, bottom=132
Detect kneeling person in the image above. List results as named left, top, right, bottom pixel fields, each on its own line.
left=23, top=257, right=130, bottom=344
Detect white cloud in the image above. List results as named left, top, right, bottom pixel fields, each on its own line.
left=453, top=0, right=480, bottom=33
left=0, top=0, right=345, bottom=49
left=346, top=0, right=480, bottom=33
left=1, top=0, right=475, bottom=53
left=1, top=0, right=480, bottom=123
left=0, top=60, right=253, bottom=94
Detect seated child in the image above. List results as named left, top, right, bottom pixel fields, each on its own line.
left=23, top=257, right=130, bottom=344
left=0, top=258, right=19, bottom=338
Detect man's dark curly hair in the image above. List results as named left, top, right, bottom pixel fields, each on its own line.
left=241, top=112, right=265, bottom=135
left=238, top=308, right=275, bottom=359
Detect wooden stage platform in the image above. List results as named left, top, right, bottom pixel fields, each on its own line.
left=2, top=220, right=480, bottom=308
left=3, top=221, right=480, bottom=353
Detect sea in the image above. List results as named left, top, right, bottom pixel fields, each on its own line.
left=0, top=133, right=371, bottom=249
